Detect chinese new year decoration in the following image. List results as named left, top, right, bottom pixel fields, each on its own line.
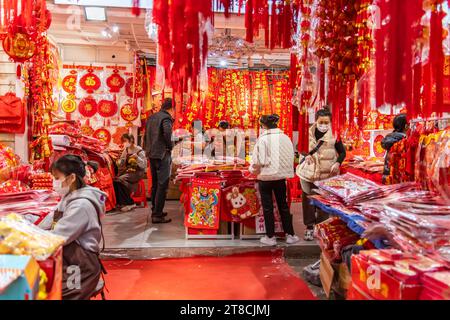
left=120, top=102, right=139, bottom=127
left=2, top=32, right=36, bottom=63
left=98, top=99, right=118, bottom=118
left=78, top=97, right=98, bottom=118
left=125, top=76, right=146, bottom=98
left=61, top=94, right=77, bottom=113
left=79, top=68, right=101, bottom=94
left=62, top=70, right=78, bottom=94
left=93, top=128, right=112, bottom=145
left=106, top=68, right=125, bottom=93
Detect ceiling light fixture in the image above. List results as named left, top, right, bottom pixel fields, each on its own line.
left=209, top=29, right=256, bottom=60
left=111, top=24, right=120, bottom=33
left=84, top=6, right=107, bottom=21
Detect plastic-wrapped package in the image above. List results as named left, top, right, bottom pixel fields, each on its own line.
left=0, top=214, right=65, bottom=260
left=0, top=144, right=20, bottom=183
left=431, top=130, right=449, bottom=204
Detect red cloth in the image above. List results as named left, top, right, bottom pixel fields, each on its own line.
left=0, top=93, right=25, bottom=133
left=341, top=167, right=383, bottom=185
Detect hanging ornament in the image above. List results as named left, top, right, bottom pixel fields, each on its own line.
left=62, top=70, right=78, bottom=94
left=2, top=32, right=36, bottom=63
left=78, top=97, right=98, bottom=118
left=61, top=94, right=77, bottom=113
left=120, top=102, right=139, bottom=127
left=81, top=124, right=94, bottom=136
left=373, top=135, right=385, bottom=158
left=79, top=68, right=101, bottom=94
left=98, top=99, right=118, bottom=118
left=93, top=128, right=112, bottom=145
left=125, top=77, right=146, bottom=98
left=106, top=69, right=125, bottom=93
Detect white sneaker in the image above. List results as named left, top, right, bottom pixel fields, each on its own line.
left=286, top=234, right=300, bottom=244
left=260, top=236, right=277, bottom=246
left=121, top=204, right=136, bottom=212
left=304, top=229, right=314, bottom=241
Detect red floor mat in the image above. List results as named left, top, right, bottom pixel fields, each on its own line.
left=99, top=250, right=316, bottom=300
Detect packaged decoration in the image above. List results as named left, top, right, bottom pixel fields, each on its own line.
left=0, top=214, right=65, bottom=260
left=0, top=144, right=20, bottom=183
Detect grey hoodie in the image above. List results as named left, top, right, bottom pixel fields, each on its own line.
left=51, top=186, right=106, bottom=253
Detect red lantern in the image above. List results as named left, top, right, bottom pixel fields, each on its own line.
left=120, top=103, right=139, bottom=122
left=98, top=100, right=118, bottom=118
left=125, top=77, right=146, bottom=98
left=106, top=69, right=125, bottom=93
left=2, top=32, right=36, bottom=63
left=79, top=68, right=101, bottom=94
left=81, top=125, right=94, bottom=136
left=62, top=70, right=77, bottom=94
left=78, top=97, right=98, bottom=118
left=93, top=128, right=112, bottom=145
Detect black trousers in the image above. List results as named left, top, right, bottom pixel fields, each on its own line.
left=113, top=181, right=135, bottom=206
left=300, top=179, right=328, bottom=229
left=258, top=179, right=295, bottom=238
left=150, top=153, right=171, bottom=217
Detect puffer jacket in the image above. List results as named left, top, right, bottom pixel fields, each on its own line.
left=381, top=131, right=407, bottom=176
left=249, top=128, right=295, bottom=181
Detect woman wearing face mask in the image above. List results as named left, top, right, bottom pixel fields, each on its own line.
left=249, top=114, right=299, bottom=246
left=51, top=155, right=106, bottom=300
left=297, top=108, right=346, bottom=241
left=113, top=133, right=147, bottom=212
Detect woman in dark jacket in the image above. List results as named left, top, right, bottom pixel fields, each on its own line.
left=381, top=113, right=408, bottom=183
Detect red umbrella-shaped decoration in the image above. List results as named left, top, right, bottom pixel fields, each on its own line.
left=98, top=99, right=118, bottom=118
left=78, top=97, right=98, bottom=117
left=79, top=68, right=101, bottom=94
left=62, top=70, right=78, bottom=94
left=2, top=32, right=36, bottom=63
left=125, top=77, right=146, bottom=98
left=120, top=103, right=139, bottom=127
left=93, top=128, right=112, bottom=145
left=106, top=69, right=125, bottom=93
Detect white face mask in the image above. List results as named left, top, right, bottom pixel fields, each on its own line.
left=124, top=142, right=131, bottom=148
left=53, top=178, right=70, bottom=197
left=317, top=124, right=330, bottom=133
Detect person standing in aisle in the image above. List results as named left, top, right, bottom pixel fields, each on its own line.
left=145, top=98, right=174, bottom=224
left=297, top=108, right=346, bottom=241
left=249, top=114, right=299, bottom=246
left=381, top=113, right=408, bottom=184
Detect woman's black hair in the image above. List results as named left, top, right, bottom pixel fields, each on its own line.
left=315, top=108, right=332, bottom=120
left=393, top=113, right=407, bottom=132
left=87, top=161, right=99, bottom=173
left=121, top=133, right=135, bottom=143
left=218, top=120, right=229, bottom=130
left=51, top=155, right=87, bottom=190
left=260, top=114, right=280, bottom=129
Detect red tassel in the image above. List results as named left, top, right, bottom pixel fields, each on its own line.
left=430, top=7, right=445, bottom=116
left=132, top=0, right=141, bottom=17
left=245, top=0, right=254, bottom=42
left=16, top=64, right=21, bottom=78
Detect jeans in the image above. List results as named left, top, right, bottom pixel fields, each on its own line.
left=150, top=153, right=171, bottom=217
left=258, top=179, right=295, bottom=238
left=300, top=179, right=328, bottom=229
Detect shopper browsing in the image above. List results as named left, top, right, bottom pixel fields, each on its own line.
left=113, top=133, right=147, bottom=212
left=145, top=98, right=174, bottom=224
left=249, top=114, right=299, bottom=246
left=50, top=155, right=106, bottom=300
left=297, top=108, right=346, bottom=241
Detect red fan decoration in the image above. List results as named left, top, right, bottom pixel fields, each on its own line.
left=62, top=70, right=77, bottom=94
left=61, top=95, right=77, bottom=113
left=106, top=69, right=125, bottom=93
left=98, top=99, right=118, bottom=118
left=120, top=103, right=139, bottom=122
left=78, top=97, right=98, bottom=118
left=125, top=77, right=146, bottom=98
left=79, top=68, right=101, bottom=94
left=2, top=32, right=36, bottom=63
left=93, top=128, right=112, bottom=145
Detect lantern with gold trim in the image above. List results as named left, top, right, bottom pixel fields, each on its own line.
left=120, top=103, right=139, bottom=127
left=98, top=99, right=118, bottom=118
left=2, top=32, right=36, bottom=63
left=125, top=77, right=146, bottom=98
left=93, top=128, right=112, bottom=145
left=62, top=70, right=78, bottom=94
left=61, top=94, right=77, bottom=113
left=79, top=68, right=101, bottom=94
left=78, top=97, right=98, bottom=118
left=106, top=69, right=125, bottom=93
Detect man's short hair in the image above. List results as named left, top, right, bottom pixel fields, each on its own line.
left=161, top=98, right=173, bottom=111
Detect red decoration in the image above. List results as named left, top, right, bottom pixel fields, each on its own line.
left=81, top=125, right=94, bottom=136
left=78, top=97, right=98, bottom=118
left=373, top=135, right=386, bottom=158
left=2, top=32, right=35, bottom=62
left=61, top=95, right=76, bottom=113
left=106, top=69, right=125, bottom=93
left=98, top=100, right=118, bottom=118
left=93, top=128, right=112, bottom=145
left=79, top=68, right=101, bottom=94
left=120, top=103, right=139, bottom=122
left=125, top=77, right=146, bottom=98
left=62, top=70, right=77, bottom=94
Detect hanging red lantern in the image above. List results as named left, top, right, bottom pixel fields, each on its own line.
left=2, top=32, right=36, bottom=63
left=78, top=97, right=98, bottom=118
left=125, top=77, right=146, bottom=98
left=93, top=128, right=112, bottom=145
left=62, top=70, right=78, bottom=94
left=98, top=99, right=118, bottom=118
left=120, top=103, right=139, bottom=125
left=106, top=69, right=125, bottom=93
left=79, top=68, right=101, bottom=93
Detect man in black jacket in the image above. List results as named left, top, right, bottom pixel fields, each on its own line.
left=145, top=98, right=174, bottom=223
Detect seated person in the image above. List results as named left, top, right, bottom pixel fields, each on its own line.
left=113, top=133, right=147, bottom=212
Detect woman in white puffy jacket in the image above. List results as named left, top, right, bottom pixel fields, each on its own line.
left=249, top=114, right=299, bottom=246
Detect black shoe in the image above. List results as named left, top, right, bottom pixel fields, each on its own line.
left=152, top=212, right=168, bottom=217
left=152, top=217, right=172, bottom=224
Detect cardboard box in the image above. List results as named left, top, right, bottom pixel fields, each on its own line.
left=320, top=253, right=335, bottom=298
left=0, top=255, right=40, bottom=300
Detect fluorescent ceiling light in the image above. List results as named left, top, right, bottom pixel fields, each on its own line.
left=85, top=7, right=107, bottom=21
